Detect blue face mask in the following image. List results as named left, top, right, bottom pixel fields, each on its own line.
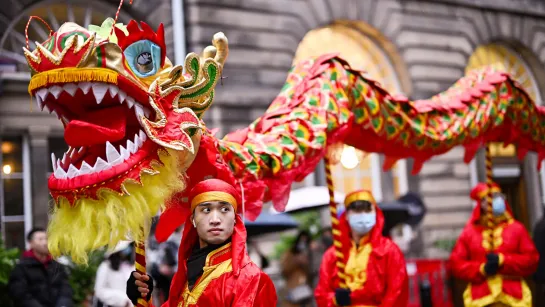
left=348, top=212, right=376, bottom=235
left=492, top=196, right=506, bottom=216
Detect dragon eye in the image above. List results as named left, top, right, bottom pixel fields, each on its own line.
left=123, top=39, right=161, bottom=78
left=136, top=52, right=153, bottom=73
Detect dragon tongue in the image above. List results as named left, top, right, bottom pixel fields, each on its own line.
left=64, top=106, right=127, bottom=147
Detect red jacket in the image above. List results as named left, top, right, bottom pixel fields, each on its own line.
left=449, top=197, right=539, bottom=307
left=160, top=214, right=277, bottom=307
left=314, top=204, right=408, bottom=307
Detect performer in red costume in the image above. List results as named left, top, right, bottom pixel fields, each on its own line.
left=126, top=178, right=277, bottom=307
left=449, top=182, right=539, bottom=307
left=314, top=190, right=409, bottom=307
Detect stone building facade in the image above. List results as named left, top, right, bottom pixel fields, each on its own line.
left=2, top=0, right=545, bottom=257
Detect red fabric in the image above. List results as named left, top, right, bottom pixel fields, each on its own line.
left=156, top=214, right=276, bottom=307
left=64, top=106, right=127, bottom=147
left=449, top=199, right=539, bottom=301
left=314, top=204, right=409, bottom=307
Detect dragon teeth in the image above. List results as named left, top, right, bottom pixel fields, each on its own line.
left=92, top=83, right=109, bottom=104
left=119, top=145, right=130, bottom=160
left=51, top=153, right=57, bottom=172
left=126, top=140, right=136, bottom=154
left=93, top=158, right=109, bottom=172
left=66, top=164, right=80, bottom=178
left=139, top=130, right=147, bottom=141
left=79, top=161, right=93, bottom=175
left=125, top=96, right=135, bottom=109
left=35, top=95, right=43, bottom=109
left=54, top=166, right=67, bottom=179
left=52, top=131, right=147, bottom=179
left=105, top=141, right=121, bottom=163
left=134, top=104, right=145, bottom=118
left=118, top=90, right=127, bottom=103
left=108, top=85, right=119, bottom=98
left=63, top=83, right=78, bottom=96
left=37, top=88, right=48, bottom=100
left=134, top=134, right=142, bottom=148
left=49, top=85, right=63, bottom=99
left=79, top=82, right=92, bottom=94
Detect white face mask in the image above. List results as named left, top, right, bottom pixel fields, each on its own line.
left=492, top=196, right=506, bottom=216
left=348, top=212, right=376, bottom=235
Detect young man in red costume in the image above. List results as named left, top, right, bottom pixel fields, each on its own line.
left=449, top=182, right=539, bottom=307
left=314, top=190, right=409, bottom=307
left=126, top=178, right=277, bottom=306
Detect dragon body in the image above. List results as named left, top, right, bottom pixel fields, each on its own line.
left=23, top=17, right=545, bottom=262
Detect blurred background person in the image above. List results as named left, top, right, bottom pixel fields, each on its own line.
left=150, top=226, right=181, bottom=305
left=8, top=227, right=73, bottom=307
left=280, top=230, right=314, bottom=307
left=93, top=241, right=134, bottom=307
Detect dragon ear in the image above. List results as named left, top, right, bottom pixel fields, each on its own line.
left=155, top=202, right=190, bottom=243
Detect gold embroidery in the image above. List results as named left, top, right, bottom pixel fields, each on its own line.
left=344, top=242, right=372, bottom=291
left=179, top=243, right=233, bottom=307
left=463, top=275, right=532, bottom=307
left=481, top=215, right=513, bottom=251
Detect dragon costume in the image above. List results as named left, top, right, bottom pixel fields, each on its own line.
left=23, top=10, right=545, bottom=271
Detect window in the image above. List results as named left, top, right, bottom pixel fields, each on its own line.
left=1, top=136, right=29, bottom=249
left=1, top=1, right=133, bottom=75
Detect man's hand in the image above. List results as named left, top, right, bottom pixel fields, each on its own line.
left=334, top=288, right=351, bottom=306
left=484, top=253, right=500, bottom=276
left=126, top=271, right=154, bottom=305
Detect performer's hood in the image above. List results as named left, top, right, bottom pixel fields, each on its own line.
left=167, top=213, right=248, bottom=307
left=468, top=182, right=513, bottom=224
left=338, top=196, right=386, bottom=255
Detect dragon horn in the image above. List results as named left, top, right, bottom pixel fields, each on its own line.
left=212, top=32, right=228, bottom=68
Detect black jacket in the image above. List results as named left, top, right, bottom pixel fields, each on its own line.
left=8, top=251, right=73, bottom=307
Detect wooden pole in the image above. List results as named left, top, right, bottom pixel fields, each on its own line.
left=324, top=156, right=348, bottom=288
left=485, top=144, right=495, bottom=250
left=134, top=241, right=150, bottom=307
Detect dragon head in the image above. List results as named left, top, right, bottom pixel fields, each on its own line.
left=24, top=18, right=227, bottom=263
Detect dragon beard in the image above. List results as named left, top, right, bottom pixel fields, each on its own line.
left=47, top=148, right=188, bottom=264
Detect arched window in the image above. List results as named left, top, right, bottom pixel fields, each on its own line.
left=293, top=21, right=411, bottom=201
left=0, top=0, right=131, bottom=73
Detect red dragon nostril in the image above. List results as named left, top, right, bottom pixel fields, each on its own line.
left=64, top=106, right=127, bottom=147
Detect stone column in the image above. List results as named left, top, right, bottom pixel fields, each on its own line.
left=524, top=153, right=543, bottom=228
left=28, top=126, right=50, bottom=229
left=379, top=155, right=395, bottom=202
left=406, top=159, right=421, bottom=194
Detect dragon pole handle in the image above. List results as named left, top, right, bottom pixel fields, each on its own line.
left=324, top=156, right=348, bottom=288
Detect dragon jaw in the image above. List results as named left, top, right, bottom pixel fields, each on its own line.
left=32, top=72, right=161, bottom=201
